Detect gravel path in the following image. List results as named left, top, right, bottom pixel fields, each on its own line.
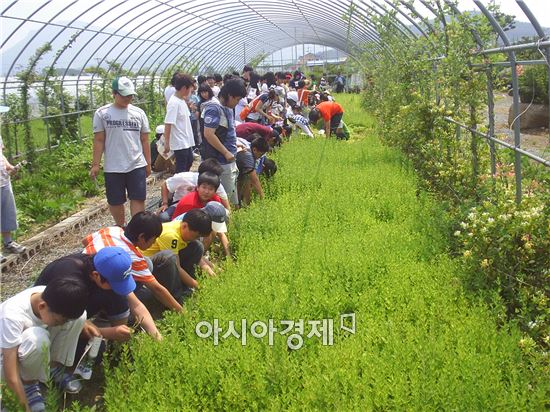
left=0, top=174, right=165, bottom=300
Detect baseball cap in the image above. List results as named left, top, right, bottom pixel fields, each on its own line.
left=112, top=76, right=136, bottom=96
left=202, top=201, right=228, bottom=233
left=93, top=246, right=135, bottom=295
left=155, top=124, right=165, bottom=135
left=0, top=106, right=9, bottom=113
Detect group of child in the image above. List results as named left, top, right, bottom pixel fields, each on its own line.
left=0, top=66, right=349, bottom=412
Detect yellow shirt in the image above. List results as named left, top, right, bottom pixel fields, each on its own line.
left=140, top=221, right=189, bottom=257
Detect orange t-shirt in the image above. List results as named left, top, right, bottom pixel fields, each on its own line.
left=298, top=89, right=310, bottom=106
left=316, top=101, right=344, bottom=122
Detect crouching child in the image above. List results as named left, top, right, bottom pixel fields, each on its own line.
left=1, top=277, right=89, bottom=412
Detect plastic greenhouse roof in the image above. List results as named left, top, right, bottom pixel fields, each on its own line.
left=0, top=0, right=547, bottom=80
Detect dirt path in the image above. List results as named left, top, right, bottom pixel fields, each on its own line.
left=0, top=174, right=165, bottom=300
left=493, top=92, right=549, bottom=157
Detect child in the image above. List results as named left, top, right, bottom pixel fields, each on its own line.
left=308, top=101, right=346, bottom=139
left=34, top=246, right=160, bottom=343
left=1, top=277, right=89, bottom=411
left=83, top=212, right=186, bottom=315
left=170, top=171, right=230, bottom=262
left=287, top=106, right=314, bottom=138
left=173, top=201, right=228, bottom=273
left=1, top=105, right=26, bottom=262
left=236, top=137, right=270, bottom=206
left=164, top=73, right=196, bottom=173
left=159, top=158, right=229, bottom=222
left=171, top=171, right=223, bottom=220
left=151, top=125, right=175, bottom=174
left=140, top=209, right=212, bottom=297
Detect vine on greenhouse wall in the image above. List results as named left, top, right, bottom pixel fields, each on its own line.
left=363, top=2, right=549, bottom=351
left=17, top=42, right=52, bottom=168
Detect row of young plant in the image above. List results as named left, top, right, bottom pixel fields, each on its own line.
left=98, top=99, right=546, bottom=409
left=361, top=3, right=549, bottom=350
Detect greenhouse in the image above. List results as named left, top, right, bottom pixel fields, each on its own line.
left=0, top=0, right=548, bottom=410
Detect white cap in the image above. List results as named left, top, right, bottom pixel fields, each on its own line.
left=155, top=125, right=165, bottom=134
left=112, top=77, right=136, bottom=96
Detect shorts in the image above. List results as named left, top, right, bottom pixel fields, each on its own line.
left=104, top=166, right=147, bottom=205
left=0, top=183, right=18, bottom=232
left=330, top=113, right=344, bottom=131
left=236, top=151, right=255, bottom=177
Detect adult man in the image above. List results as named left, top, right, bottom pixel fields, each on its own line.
left=90, top=76, right=151, bottom=227
left=334, top=72, right=346, bottom=93
left=201, top=78, right=247, bottom=206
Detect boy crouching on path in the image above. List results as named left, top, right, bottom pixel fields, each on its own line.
left=140, top=209, right=212, bottom=300
left=35, top=246, right=159, bottom=344
left=83, top=212, right=186, bottom=315
left=1, top=278, right=88, bottom=412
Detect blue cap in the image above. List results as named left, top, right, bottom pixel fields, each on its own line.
left=93, top=247, right=135, bottom=296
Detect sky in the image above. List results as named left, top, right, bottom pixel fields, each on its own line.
left=455, top=0, right=547, bottom=25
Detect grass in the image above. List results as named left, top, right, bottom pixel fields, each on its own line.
left=6, top=115, right=93, bottom=155
left=101, top=94, right=547, bottom=410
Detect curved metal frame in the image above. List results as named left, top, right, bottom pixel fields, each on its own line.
left=1, top=0, right=548, bottom=203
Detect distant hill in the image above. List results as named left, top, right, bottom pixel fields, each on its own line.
left=408, top=14, right=549, bottom=44
left=504, top=21, right=550, bottom=42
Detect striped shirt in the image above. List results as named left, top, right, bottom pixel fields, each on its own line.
left=83, top=227, right=155, bottom=283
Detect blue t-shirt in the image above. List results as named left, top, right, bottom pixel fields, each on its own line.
left=189, top=94, right=200, bottom=121
left=202, top=102, right=237, bottom=165
left=256, top=155, right=266, bottom=174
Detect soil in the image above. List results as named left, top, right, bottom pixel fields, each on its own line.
left=493, top=93, right=550, bottom=157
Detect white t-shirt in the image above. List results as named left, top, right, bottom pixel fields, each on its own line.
left=0, top=286, right=47, bottom=349
left=165, top=171, right=227, bottom=202
left=235, top=98, right=247, bottom=122
left=0, top=136, right=10, bottom=188
left=164, top=86, right=176, bottom=104
left=164, top=95, right=194, bottom=151
left=93, top=104, right=150, bottom=173
left=287, top=90, right=299, bottom=103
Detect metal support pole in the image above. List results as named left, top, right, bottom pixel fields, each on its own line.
left=474, top=0, right=522, bottom=203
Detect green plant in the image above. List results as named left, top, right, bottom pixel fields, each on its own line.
left=12, top=140, right=102, bottom=236
left=518, top=64, right=549, bottom=105
left=17, top=42, right=52, bottom=168
left=100, top=96, right=547, bottom=410
left=361, top=1, right=549, bottom=349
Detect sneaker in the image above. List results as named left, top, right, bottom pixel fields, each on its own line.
left=23, top=382, right=45, bottom=412
left=3, top=240, right=26, bottom=254
left=51, top=367, right=82, bottom=394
